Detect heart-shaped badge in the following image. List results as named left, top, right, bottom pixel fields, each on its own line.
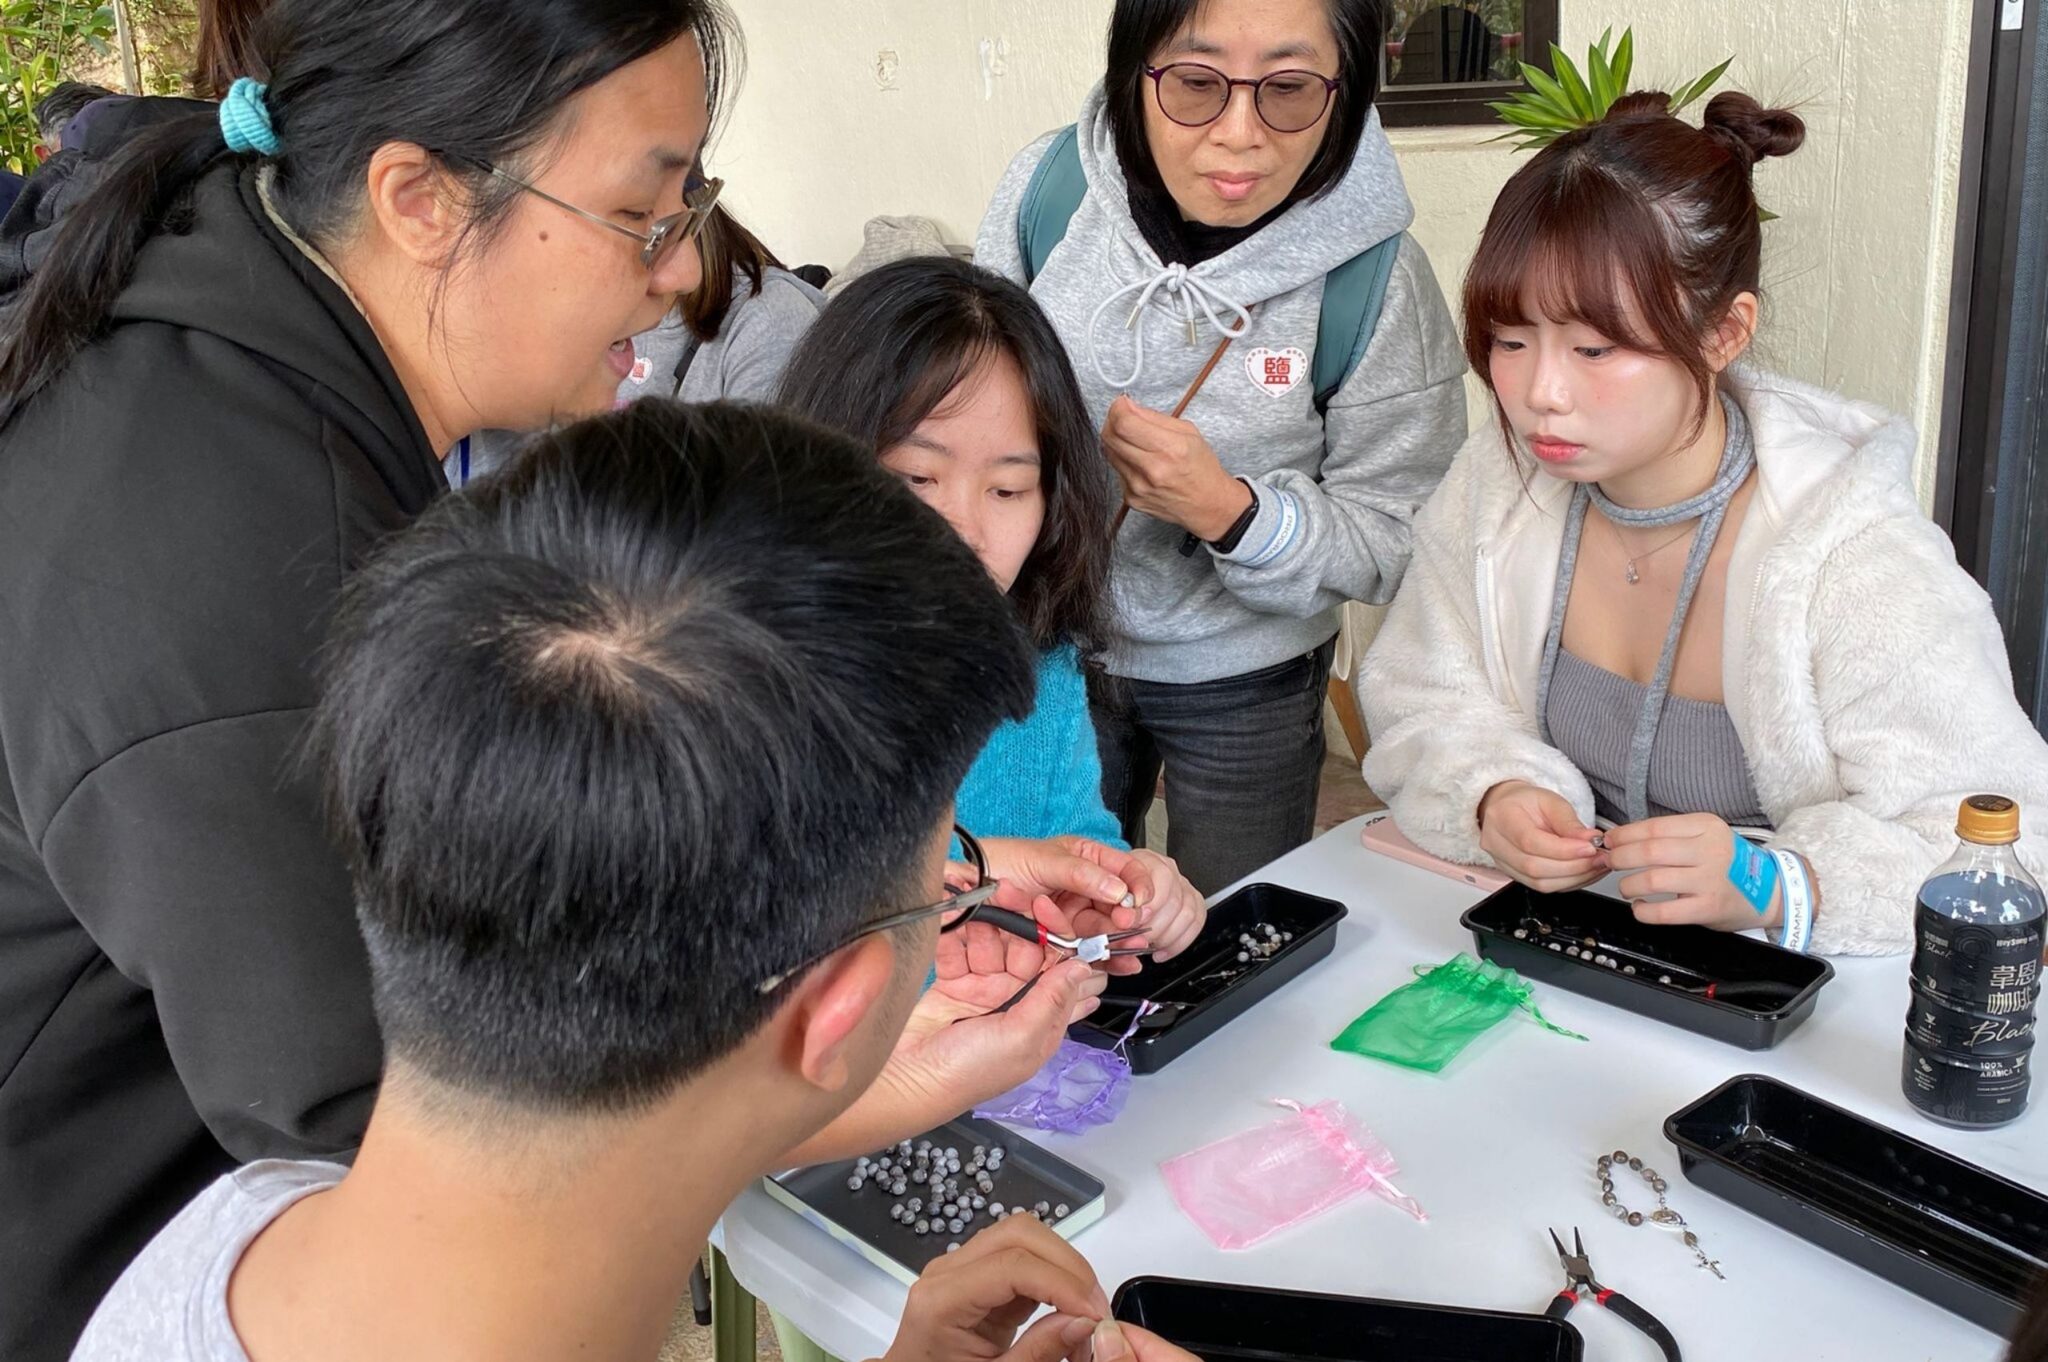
left=1245, top=346, right=1309, bottom=399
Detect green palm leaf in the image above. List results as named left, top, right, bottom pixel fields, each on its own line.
left=1549, top=44, right=1597, bottom=120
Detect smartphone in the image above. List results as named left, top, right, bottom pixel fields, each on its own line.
left=1359, top=814, right=1511, bottom=893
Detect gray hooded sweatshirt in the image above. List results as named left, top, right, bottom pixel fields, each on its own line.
left=977, top=85, right=1467, bottom=685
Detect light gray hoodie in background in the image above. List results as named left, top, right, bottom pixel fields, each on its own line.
left=977, top=84, right=1468, bottom=685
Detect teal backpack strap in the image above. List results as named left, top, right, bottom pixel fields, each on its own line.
left=1017, top=124, right=1086, bottom=283
left=1312, top=233, right=1403, bottom=414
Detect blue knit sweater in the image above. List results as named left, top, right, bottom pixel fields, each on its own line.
left=957, top=646, right=1127, bottom=848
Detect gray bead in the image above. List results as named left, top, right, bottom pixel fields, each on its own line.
left=1623, top=965, right=1637, bottom=975
left=1627, top=1212, right=1644, bottom=1227
left=1055, top=1204, right=1070, bottom=1217
left=1035, top=1201, right=1051, bottom=1214
left=1549, top=942, right=1564, bottom=952
left=1612, top=1150, right=1629, bottom=1163
left=972, top=1196, right=986, bottom=1209
left=1237, top=952, right=1250, bottom=962
left=915, top=1219, right=929, bottom=1234
left=848, top=1176, right=863, bottom=1190
left=1628, top=1156, right=1643, bottom=1171
left=990, top=1203, right=1005, bottom=1216
left=1601, top=1192, right=1616, bottom=1206
left=892, top=1182, right=907, bottom=1195
left=948, top=1218, right=964, bottom=1234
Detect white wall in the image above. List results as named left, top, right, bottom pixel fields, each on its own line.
left=716, top=0, right=1973, bottom=500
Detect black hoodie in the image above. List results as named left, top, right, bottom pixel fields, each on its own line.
left=0, top=95, right=214, bottom=317
left=0, top=162, right=445, bottom=1361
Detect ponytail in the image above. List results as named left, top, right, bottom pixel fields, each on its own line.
left=0, top=109, right=229, bottom=403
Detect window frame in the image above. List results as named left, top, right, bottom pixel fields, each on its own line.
left=1374, top=0, right=1562, bottom=130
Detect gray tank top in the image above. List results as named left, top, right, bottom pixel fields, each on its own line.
left=1546, top=650, right=1768, bottom=828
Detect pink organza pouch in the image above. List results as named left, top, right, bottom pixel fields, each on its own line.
left=1161, top=1099, right=1425, bottom=1249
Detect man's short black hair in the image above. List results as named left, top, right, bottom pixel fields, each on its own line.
left=32, top=81, right=115, bottom=140
left=311, top=401, right=1035, bottom=1112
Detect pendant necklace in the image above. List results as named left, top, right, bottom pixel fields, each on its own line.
left=1605, top=513, right=1696, bottom=585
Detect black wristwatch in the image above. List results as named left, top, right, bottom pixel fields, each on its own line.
left=1207, top=479, right=1260, bottom=553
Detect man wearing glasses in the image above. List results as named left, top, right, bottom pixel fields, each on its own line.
left=71, top=403, right=1198, bottom=1362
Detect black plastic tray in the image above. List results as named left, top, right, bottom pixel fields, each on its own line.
left=1112, top=1276, right=1583, bottom=1362
left=1463, top=884, right=1833, bottom=1049
left=1070, top=882, right=1347, bottom=1073
left=1665, top=1074, right=2048, bottom=1332
left=766, top=1117, right=1106, bottom=1284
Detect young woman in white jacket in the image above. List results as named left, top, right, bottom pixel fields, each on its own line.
left=1358, top=89, right=2048, bottom=955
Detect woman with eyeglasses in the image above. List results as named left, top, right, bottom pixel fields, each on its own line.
left=977, top=0, right=1467, bottom=894
left=452, top=194, right=825, bottom=485
left=0, top=4, right=735, bottom=1358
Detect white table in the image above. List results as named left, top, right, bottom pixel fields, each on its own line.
left=717, top=815, right=2042, bottom=1361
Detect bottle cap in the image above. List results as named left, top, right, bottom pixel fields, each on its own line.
left=1957, top=794, right=2021, bottom=845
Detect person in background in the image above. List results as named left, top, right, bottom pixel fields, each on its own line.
left=0, top=0, right=275, bottom=309
left=451, top=194, right=824, bottom=485
left=778, top=256, right=1209, bottom=1157
left=30, top=81, right=117, bottom=159
left=190, top=0, right=270, bottom=100
left=0, top=2, right=735, bottom=1356
left=977, top=0, right=1467, bottom=895
left=71, top=400, right=1201, bottom=1362
left=670, top=195, right=826, bottom=399
left=1359, top=90, right=2048, bottom=954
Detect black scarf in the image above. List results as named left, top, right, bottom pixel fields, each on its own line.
left=1125, top=161, right=1308, bottom=266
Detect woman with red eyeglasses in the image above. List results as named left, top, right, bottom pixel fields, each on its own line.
left=978, top=0, right=1467, bottom=896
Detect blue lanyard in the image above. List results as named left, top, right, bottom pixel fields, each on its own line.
left=455, top=436, right=471, bottom=488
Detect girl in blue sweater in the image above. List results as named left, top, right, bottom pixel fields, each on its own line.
left=782, top=256, right=1206, bottom=960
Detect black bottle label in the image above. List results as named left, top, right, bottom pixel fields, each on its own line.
left=1904, top=900, right=2042, bottom=1124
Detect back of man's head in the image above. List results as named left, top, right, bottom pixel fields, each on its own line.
left=32, top=81, right=115, bottom=142
left=311, top=401, right=1035, bottom=1114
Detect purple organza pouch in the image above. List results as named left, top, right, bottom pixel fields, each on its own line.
left=1161, top=1099, right=1425, bottom=1249
left=973, top=1038, right=1134, bottom=1132
left=973, top=1002, right=1164, bottom=1133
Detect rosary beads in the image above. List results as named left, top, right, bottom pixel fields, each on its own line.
left=1597, top=1150, right=1724, bottom=1279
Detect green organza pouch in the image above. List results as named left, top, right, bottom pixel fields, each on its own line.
left=1331, top=953, right=1586, bottom=1073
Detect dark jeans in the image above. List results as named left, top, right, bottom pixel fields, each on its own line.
left=1091, top=637, right=1336, bottom=896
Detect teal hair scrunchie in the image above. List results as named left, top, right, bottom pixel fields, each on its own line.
left=219, top=77, right=280, bottom=156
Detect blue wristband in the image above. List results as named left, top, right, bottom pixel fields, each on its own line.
left=1727, top=835, right=1780, bottom=916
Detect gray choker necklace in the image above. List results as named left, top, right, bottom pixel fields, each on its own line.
left=1586, top=402, right=1756, bottom=530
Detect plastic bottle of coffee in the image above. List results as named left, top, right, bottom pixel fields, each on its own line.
left=1904, top=795, right=2043, bottom=1127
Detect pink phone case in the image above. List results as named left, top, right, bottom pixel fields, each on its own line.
left=1359, top=815, right=1510, bottom=893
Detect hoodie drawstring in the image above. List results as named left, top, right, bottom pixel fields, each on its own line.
left=1088, top=261, right=1253, bottom=390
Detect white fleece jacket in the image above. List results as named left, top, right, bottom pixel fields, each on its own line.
left=1357, top=368, right=2048, bottom=955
